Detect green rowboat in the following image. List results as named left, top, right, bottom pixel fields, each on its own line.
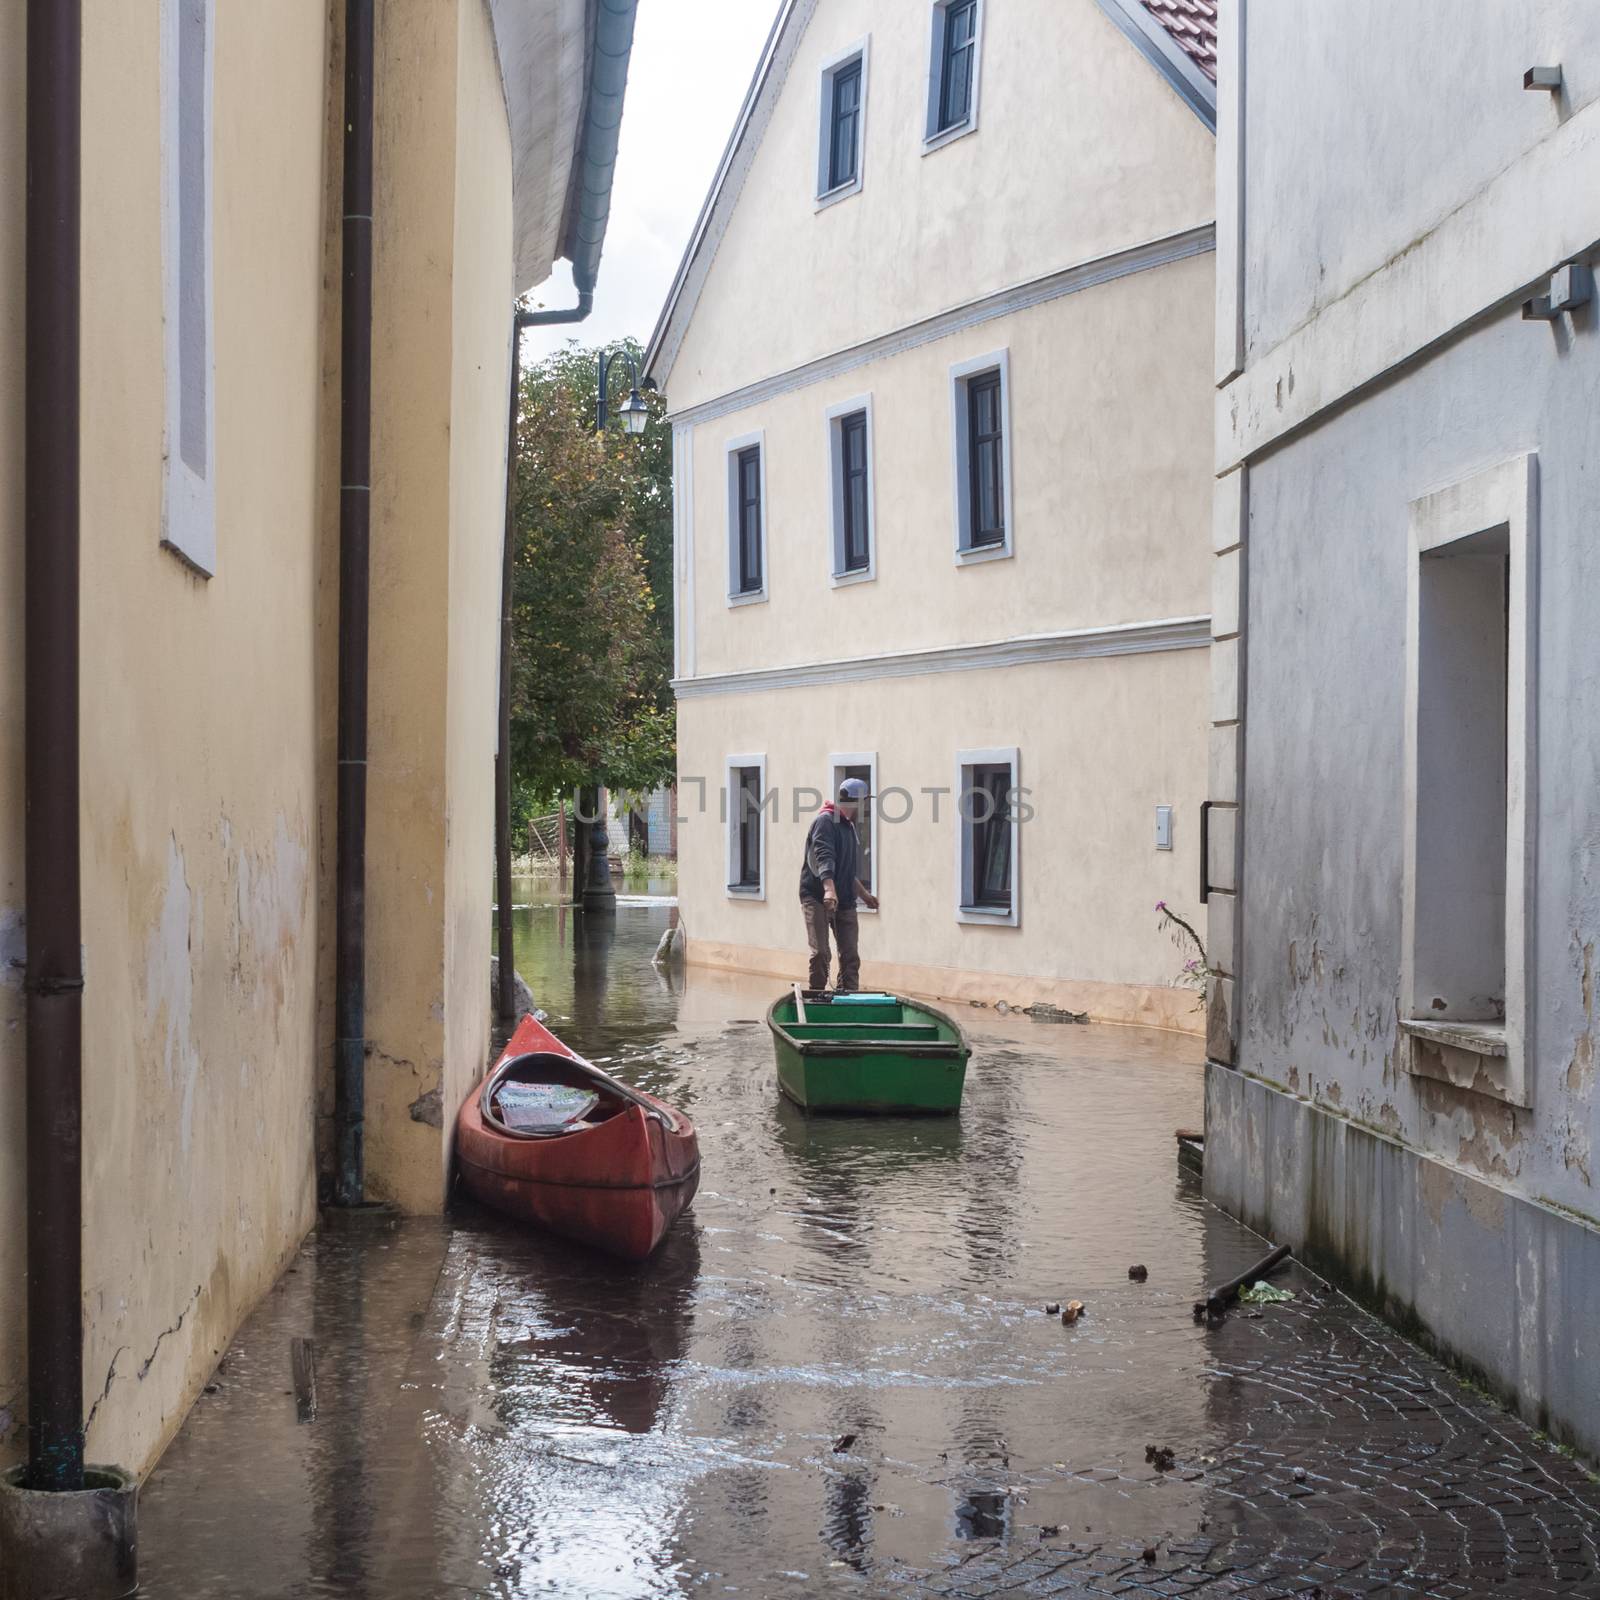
left=767, top=991, right=969, bottom=1114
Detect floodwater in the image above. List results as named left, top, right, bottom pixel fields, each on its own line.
left=136, top=900, right=1309, bottom=1596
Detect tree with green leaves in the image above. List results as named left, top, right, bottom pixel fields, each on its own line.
left=508, top=339, right=674, bottom=812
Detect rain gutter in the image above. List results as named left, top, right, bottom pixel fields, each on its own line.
left=495, top=0, right=638, bottom=1019
left=24, top=0, right=85, bottom=1494
left=332, top=0, right=374, bottom=1207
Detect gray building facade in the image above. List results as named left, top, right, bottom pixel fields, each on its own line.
left=1206, top=2, right=1600, bottom=1454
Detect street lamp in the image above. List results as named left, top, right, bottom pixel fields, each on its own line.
left=595, top=345, right=651, bottom=436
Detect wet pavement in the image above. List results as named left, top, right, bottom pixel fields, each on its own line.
left=139, top=898, right=1600, bottom=1597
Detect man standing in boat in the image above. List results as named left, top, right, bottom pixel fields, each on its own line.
left=799, top=776, right=878, bottom=992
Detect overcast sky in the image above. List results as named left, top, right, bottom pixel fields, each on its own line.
left=521, top=0, right=784, bottom=367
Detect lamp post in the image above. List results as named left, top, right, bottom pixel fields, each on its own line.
left=595, top=345, right=650, bottom=436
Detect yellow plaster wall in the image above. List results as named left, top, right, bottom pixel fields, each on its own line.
left=358, top=0, right=460, bottom=1214
left=442, top=0, right=515, bottom=1169
left=0, top=3, right=329, bottom=1475
left=353, top=0, right=513, bottom=1212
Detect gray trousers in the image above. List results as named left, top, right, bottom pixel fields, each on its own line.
left=801, top=898, right=860, bottom=992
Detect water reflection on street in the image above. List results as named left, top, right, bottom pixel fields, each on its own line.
left=142, top=895, right=1269, bottom=1598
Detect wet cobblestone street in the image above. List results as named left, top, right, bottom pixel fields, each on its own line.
left=138, top=900, right=1600, bottom=1597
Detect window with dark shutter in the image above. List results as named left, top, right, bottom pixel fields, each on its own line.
left=828, top=58, right=862, bottom=191
left=840, top=411, right=870, bottom=572
left=970, top=765, right=1012, bottom=907
left=842, top=763, right=874, bottom=892
left=967, top=371, right=1005, bottom=548
left=938, top=0, right=978, bottom=133
left=737, top=767, right=763, bottom=887
left=737, top=446, right=762, bottom=594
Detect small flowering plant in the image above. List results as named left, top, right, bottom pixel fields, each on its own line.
left=1156, top=900, right=1216, bottom=1010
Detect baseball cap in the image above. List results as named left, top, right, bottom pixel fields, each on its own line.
left=837, top=777, right=870, bottom=801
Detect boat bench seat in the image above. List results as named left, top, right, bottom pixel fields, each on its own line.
left=785, top=1023, right=943, bottom=1041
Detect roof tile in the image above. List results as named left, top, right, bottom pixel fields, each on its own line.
left=1139, top=0, right=1217, bottom=82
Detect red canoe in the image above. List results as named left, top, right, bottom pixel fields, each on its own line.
left=455, top=1013, right=700, bottom=1260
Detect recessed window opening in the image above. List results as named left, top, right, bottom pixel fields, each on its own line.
left=161, top=0, right=217, bottom=575
left=737, top=448, right=762, bottom=593
left=937, top=0, right=978, bottom=132
left=950, top=352, right=1011, bottom=560
left=736, top=768, right=763, bottom=888
left=827, top=398, right=875, bottom=582
left=725, top=433, right=768, bottom=603
left=829, top=59, right=861, bottom=190
left=840, top=414, right=869, bottom=570
left=967, top=372, right=1005, bottom=548
left=830, top=756, right=877, bottom=895
left=817, top=43, right=869, bottom=203
left=1411, top=528, right=1510, bottom=1024
left=925, top=0, right=983, bottom=146
left=726, top=756, right=770, bottom=898
left=968, top=766, right=1012, bottom=907
left=956, top=747, right=1020, bottom=925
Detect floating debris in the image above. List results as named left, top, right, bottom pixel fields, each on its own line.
left=832, top=1433, right=857, bottom=1453
left=1145, top=1444, right=1176, bottom=1472
left=1239, top=1280, right=1295, bottom=1305
left=1024, top=1003, right=1089, bottom=1024
left=1128, top=1264, right=1148, bottom=1281
left=1044, top=1302, right=1062, bottom=1315
left=1060, top=1300, right=1086, bottom=1326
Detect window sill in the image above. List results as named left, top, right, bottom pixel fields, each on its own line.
left=814, top=178, right=863, bottom=212
left=831, top=565, right=875, bottom=588
left=726, top=885, right=766, bottom=902
left=727, top=589, right=769, bottom=609
left=1401, top=1017, right=1527, bottom=1107
left=923, top=119, right=977, bottom=155
left=955, top=540, right=1012, bottom=567
left=957, top=903, right=1017, bottom=927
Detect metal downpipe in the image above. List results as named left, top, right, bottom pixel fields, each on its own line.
left=333, top=0, right=374, bottom=1207
left=495, top=323, right=524, bottom=1026
left=23, top=0, right=85, bottom=1495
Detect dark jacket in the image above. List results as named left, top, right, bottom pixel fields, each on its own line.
left=799, top=805, right=860, bottom=908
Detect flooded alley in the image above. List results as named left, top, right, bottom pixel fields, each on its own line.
left=136, top=897, right=1600, bottom=1598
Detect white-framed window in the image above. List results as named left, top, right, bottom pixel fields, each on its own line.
left=160, top=0, right=217, bottom=576
left=955, top=747, right=1020, bottom=926
left=828, top=752, right=878, bottom=907
left=725, top=431, right=768, bottom=605
left=924, top=0, right=984, bottom=152
left=816, top=39, right=870, bottom=207
left=1402, top=454, right=1537, bottom=1108
left=726, top=756, right=770, bottom=899
left=825, top=395, right=875, bottom=585
left=950, top=350, right=1012, bottom=563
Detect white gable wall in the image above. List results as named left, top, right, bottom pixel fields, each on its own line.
left=662, top=0, right=1215, bottom=414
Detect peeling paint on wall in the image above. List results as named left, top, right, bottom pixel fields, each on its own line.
left=231, top=811, right=310, bottom=1027
left=144, top=835, right=203, bottom=1156
left=1564, top=940, right=1595, bottom=1186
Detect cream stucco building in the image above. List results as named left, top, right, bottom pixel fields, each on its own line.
left=1, top=0, right=630, bottom=1485
left=648, top=0, right=1218, bottom=1030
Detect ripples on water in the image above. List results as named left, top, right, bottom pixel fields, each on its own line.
left=145, top=897, right=1279, bottom=1599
